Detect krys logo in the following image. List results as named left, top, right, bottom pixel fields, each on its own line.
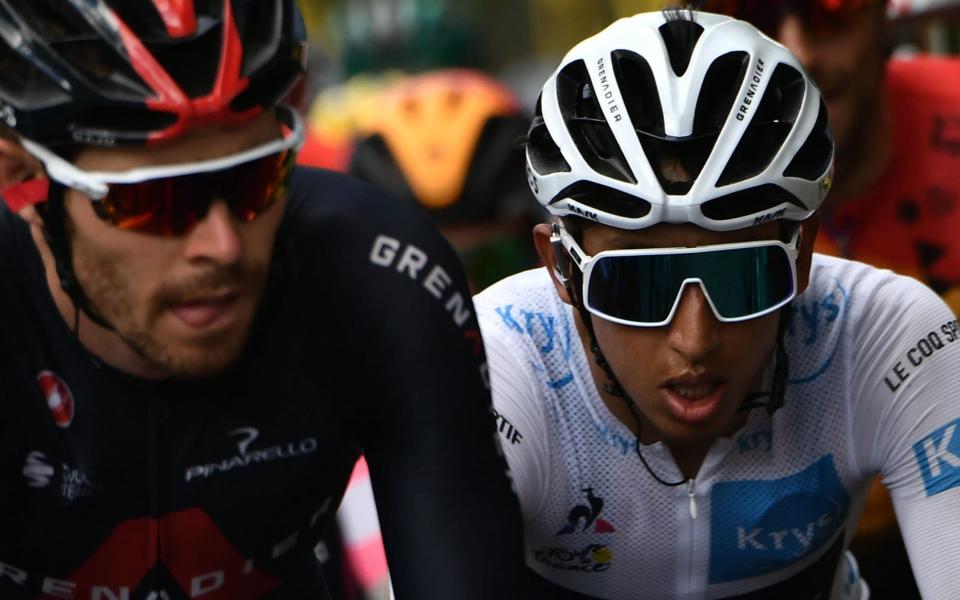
left=36, top=370, right=75, bottom=428
left=556, top=487, right=616, bottom=535
left=708, top=455, right=849, bottom=584
left=185, top=427, right=318, bottom=482
left=914, top=417, right=960, bottom=497
left=785, top=278, right=849, bottom=384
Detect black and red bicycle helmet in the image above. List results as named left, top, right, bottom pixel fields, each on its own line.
left=0, top=0, right=306, bottom=148
left=0, top=0, right=308, bottom=331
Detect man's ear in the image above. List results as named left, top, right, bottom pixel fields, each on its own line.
left=533, top=222, right=575, bottom=306
left=0, top=137, right=45, bottom=226
left=795, top=214, right=820, bottom=295
left=0, top=138, right=41, bottom=189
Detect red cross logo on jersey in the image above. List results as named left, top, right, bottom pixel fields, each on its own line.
left=36, top=370, right=75, bottom=428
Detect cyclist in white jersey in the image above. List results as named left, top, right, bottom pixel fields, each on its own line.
left=475, top=9, right=960, bottom=600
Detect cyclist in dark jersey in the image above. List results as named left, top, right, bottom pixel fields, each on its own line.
left=0, top=1, right=523, bottom=598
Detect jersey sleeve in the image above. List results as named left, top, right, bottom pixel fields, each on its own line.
left=479, top=312, right=551, bottom=521
left=333, top=192, right=524, bottom=599
left=848, top=272, right=960, bottom=598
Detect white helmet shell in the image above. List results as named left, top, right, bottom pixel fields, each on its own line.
left=526, top=11, right=834, bottom=231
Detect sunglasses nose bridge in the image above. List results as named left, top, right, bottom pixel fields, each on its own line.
left=674, top=278, right=721, bottom=319
left=182, top=199, right=243, bottom=263
left=667, top=280, right=723, bottom=361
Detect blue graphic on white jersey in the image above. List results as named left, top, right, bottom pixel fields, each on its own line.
left=737, top=429, right=773, bottom=454
left=709, top=454, right=850, bottom=584
left=495, top=304, right=574, bottom=389
left=589, top=416, right=634, bottom=456
left=913, top=417, right=960, bottom=497
left=786, top=278, right=848, bottom=384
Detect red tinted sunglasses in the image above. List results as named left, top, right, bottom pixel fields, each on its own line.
left=699, top=0, right=875, bottom=36
left=22, top=106, right=304, bottom=236
left=87, top=149, right=296, bottom=236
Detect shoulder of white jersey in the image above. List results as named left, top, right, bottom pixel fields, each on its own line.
left=474, top=268, right=557, bottom=319
left=804, top=253, right=955, bottom=354
left=808, top=253, right=938, bottom=305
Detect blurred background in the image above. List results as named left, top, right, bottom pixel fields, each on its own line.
left=295, top=0, right=959, bottom=156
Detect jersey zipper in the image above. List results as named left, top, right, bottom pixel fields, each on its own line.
left=145, top=396, right=170, bottom=593
left=683, top=477, right=698, bottom=599
left=146, top=400, right=160, bottom=592
left=687, top=478, right=698, bottom=520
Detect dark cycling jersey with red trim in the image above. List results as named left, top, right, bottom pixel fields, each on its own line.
left=0, top=167, right=524, bottom=600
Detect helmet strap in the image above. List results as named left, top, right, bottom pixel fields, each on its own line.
left=567, top=264, right=686, bottom=487
left=40, top=181, right=116, bottom=332
left=739, top=304, right=792, bottom=415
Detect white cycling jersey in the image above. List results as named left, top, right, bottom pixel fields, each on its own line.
left=475, top=254, right=960, bottom=599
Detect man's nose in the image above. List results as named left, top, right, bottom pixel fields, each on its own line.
left=666, top=283, right=721, bottom=364
left=183, top=200, right=242, bottom=264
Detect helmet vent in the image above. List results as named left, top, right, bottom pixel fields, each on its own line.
left=9, top=0, right=92, bottom=39
left=107, top=2, right=167, bottom=39
left=143, top=24, right=223, bottom=98
left=556, top=59, right=636, bottom=184
left=0, top=38, right=70, bottom=108
left=693, top=51, right=748, bottom=135
left=549, top=181, right=651, bottom=219
left=717, top=63, right=805, bottom=187
left=612, top=50, right=665, bottom=137
left=238, top=0, right=283, bottom=76
left=108, top=1, right=222, bottom=39
left=6, top=0, right=150, bottom=101
left=527, top=117, right=571, bottom=175
left=231, top=0, right=304, bottom=111
left=658, top=13, right=704, bottom=78
left=701, top=184, right=805, bottom=221
left=230, top=55, right=302, bottom=112
left=613, top=50, right=719, bottom=196
left=784, top=97, right=833, bottom=181
left=106, top=0, right=227, bottom=98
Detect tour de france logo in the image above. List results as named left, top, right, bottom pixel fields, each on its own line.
left=533, top=488, right=617, bottom=574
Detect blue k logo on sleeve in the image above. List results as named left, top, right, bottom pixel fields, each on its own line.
left=914, top=418, right=960, bottom=497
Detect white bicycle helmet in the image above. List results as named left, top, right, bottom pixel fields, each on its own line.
left=526, top=10, right=834, bottom=232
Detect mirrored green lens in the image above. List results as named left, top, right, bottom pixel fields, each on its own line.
left=586, top=244, right=794, bottom=324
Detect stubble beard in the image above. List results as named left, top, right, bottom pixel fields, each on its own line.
left=71, top=233, right=270, bottom=379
